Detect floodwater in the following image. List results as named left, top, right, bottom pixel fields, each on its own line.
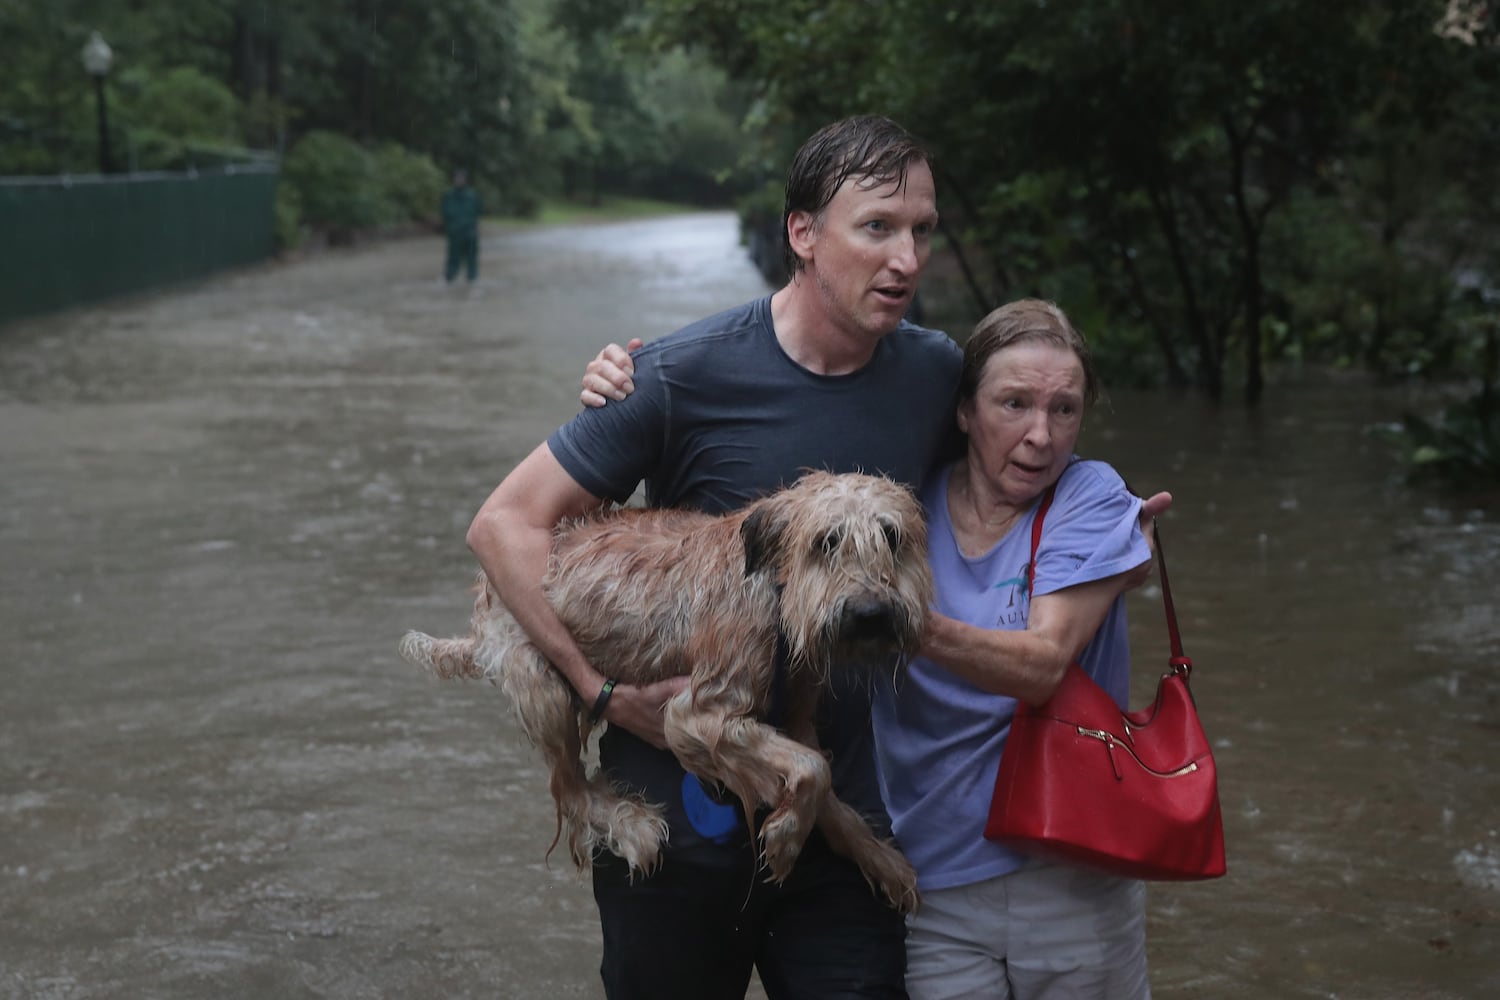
left=2, top=212, right=1497, bottom=999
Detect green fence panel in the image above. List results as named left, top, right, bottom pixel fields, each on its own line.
left=0, top=166, right=278, bottom=326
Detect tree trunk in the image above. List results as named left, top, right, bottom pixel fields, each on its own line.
left=1116, top=240, right=1190, bottom=387
left=933, top=165, right=1002, bottom=317
left=267, top=34, right=285, bottom=153
left=230, top=15, right=254, bottom=99
left=935, top=218, right=994, bottom=322
left=1145, top=177, right=1218, bottom=395
left=355, top=0, right=375, bottom=140
left=1242, top=233, right=1265, bottom=405
left=1224, top=114, right=1265, bottom=405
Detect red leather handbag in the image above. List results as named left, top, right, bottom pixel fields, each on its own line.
left=983, top=488, right=1226, bottom=881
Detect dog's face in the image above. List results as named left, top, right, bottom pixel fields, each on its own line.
left=740, top=471, right=933, bottom=673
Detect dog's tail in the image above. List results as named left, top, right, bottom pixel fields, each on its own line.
left=399, top=630, right=484, bottom=680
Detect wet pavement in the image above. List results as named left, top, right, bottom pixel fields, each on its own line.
left=1, top=215, right=770, bottom=999
left=3, top=212, right=1498, bottom=999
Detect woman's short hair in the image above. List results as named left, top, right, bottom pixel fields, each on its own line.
left=959, top=299, right=1101, bottom=408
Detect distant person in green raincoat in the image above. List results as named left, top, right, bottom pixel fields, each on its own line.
left=441, top=170, right=482, bottom=284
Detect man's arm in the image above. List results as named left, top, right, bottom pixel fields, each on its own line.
left=467, top=441, right=685, bottom=747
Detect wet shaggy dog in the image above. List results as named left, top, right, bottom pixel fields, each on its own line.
left=400, top=471, right=931, bottom=912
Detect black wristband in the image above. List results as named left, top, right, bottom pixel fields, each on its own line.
left=588, top=678, right=618, bottom=724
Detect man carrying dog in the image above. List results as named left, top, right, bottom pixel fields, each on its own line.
left=467, top=115, right=955, bottom=998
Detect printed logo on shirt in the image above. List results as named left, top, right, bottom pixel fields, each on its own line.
left=990, top=562, right=1033, bottom=627
left=991, top=563, right=1031, bottom=607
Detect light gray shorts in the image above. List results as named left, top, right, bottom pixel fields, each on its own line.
left=905, top=862, right=1150, bottom=1000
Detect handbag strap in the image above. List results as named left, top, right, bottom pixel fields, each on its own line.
left=1026, top=485, right=1057, bottom=601
left=1152, top=519, right=1191, bottom=673
left=1027, top=484, right=1192, bottom=677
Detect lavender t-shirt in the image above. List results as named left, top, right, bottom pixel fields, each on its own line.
left=872, top=458, right=1148, bottom=891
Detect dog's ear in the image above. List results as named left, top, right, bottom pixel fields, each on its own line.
left=740, top=507, right=783, bottom=577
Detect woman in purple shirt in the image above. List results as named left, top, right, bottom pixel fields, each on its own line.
left=874, top=298, right=1155, bottom=999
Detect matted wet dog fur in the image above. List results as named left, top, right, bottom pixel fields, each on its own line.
left=401, top=470, right=932, bottom=912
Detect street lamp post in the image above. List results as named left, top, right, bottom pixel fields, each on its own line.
left=80, top=31, right=114, bottom=174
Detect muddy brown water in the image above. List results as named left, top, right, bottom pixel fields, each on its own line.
left=2, top=213, right=1497, bottom=999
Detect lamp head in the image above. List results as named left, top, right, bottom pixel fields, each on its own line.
left=81, top=31, right=113, bottom=77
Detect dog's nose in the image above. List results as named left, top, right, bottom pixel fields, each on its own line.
left=840, top=599, right=896, bottom=641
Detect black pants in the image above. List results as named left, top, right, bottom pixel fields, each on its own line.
left=593, top=834, right=908, bottom=1000
left=444, top=231, right=478, bottom=282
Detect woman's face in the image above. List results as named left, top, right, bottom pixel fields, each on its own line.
left=958, top=340, right=1087, bottom=507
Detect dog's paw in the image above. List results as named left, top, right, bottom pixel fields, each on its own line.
left=598, top=797, right=669, bottom=877
left=616, top=835, right=664, bottom=879
left=882, top=870, right=921, bottom=915
left=862, top=839, right=921, bottom=915
left=759, top=808, right=811, bottom=883
left=398, top=630, right=435, bottom=667
left=398, top=631, right=484, bottom=679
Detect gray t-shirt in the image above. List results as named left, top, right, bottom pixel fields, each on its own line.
left=548, top=295, right=961, bottom=859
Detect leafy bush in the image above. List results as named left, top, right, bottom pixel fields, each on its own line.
left=281, top=131, right=386, bottom=240
left=736, top=179, right=785, bottom=285
left=281, top=133, right=450, bottom=240
left=371, top=144, right=445, bottom=227
left=121, top=66, right=244, bottom=147
left=1397, top=318, right=1500, bottom=486
left=101, top=65, right=255, bottom=172
left=273, top=181, right=304, bottom=252
left=1401, top=392, right=1500, bottom=485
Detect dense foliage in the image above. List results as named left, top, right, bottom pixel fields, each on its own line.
left=630, top=0, right=1497, bottom=403
left=0, top=0, right=751, bottom=223
left=631, top=0, right=1499, bottom=481
left=3, top=1, right=1497, bottom=478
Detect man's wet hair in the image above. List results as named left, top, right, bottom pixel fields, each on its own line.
left=781, top=115, right=932, bottom=277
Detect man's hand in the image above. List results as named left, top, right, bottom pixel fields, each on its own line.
left=600, top=675, right=690, bottom=750
left=580, top=337, right=643, bottom=408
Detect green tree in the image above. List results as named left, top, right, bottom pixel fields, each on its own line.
left=634, top=0, right=1496, bottom=406
left=546, top=0, right=752, bottom=205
